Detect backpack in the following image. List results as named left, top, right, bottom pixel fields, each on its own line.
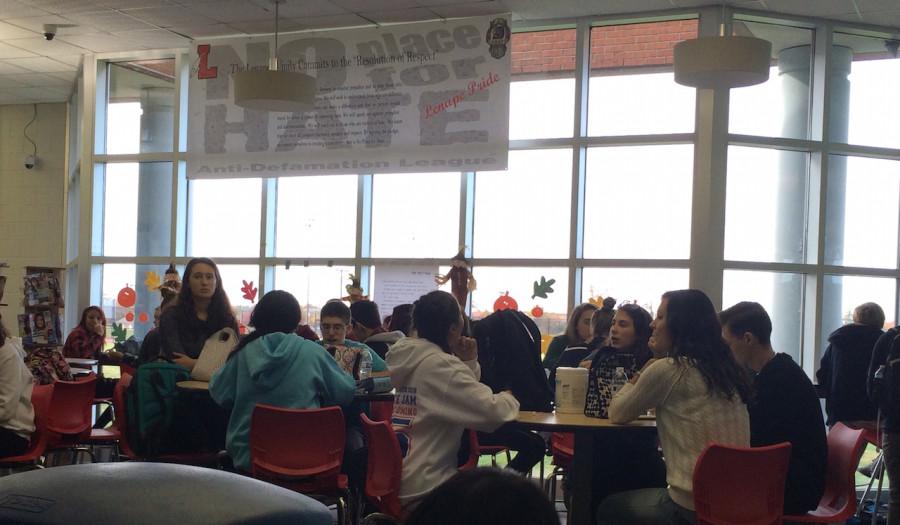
left=871, top=335, right=900, bottom=418
left=584, top=349, right=639, bottom=418
left=125, top=361, right=196, bottom=457
left=472, top=310, right=553, bottom=412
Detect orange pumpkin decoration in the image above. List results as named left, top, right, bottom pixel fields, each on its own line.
left=493, top=292, right=518, bottom=312
left=531, top=305, right=544, bottom=318
left=125, top=312, right=135, bottom=322
left=117, top=285, right=136, bottom=308
left=138, top=311, right=149, bottom=323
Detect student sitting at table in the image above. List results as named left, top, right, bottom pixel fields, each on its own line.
left=549, top=296, right=617, bottom=388
left=387, top=290, right=520, bottom=509
left=0, top=315, right=35, bottom=458
left=318, top=300, right=388, bottom=377
left=63, top=306, right=107, bottom=360
left=159, top=257, right=239, bottom=371
left=598, top=289, right=751, bottom=525
left=210, top=290, right=356, bottom=473
left=542, top=302, right=598, bottom=373
left=350, top=300, right=405, bottom=359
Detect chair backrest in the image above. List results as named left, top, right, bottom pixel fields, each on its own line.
left=47, top=375, right=97, bottom=438
left=693, top=442, right=792, bottom=525
left=114, top=373, right=138, bottom=458
left=369, top=400, right=393, bottom=422
left=813, top=422, right=867, bottom=519
left=550, top=432, right=574, bottom=461
left=360, top=413, right=405, bottom=520
left=458, top=429, right=479, bottom=471
left=250, top=405, right=345, bottom=480
left=0, top=383, right=55, bottom=462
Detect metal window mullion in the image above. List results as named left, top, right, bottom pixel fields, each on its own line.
left=357, top=174, right=373, bottom=294
left=567, top=18, right=591, bottom=309
left=77, top=55, right=99, bottom=317
left=459, top=171, right=475, bottom=314
left=259, top=177, right=276, bottom=294
left=170, top=53, right=188, bottom=260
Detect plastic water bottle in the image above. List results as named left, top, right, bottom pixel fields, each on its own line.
left=358, top=350, right=373, bottom=380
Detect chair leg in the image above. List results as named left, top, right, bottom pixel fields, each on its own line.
left=872, top=454, right=886, bottom=524
left=858, top=451, right=885, bottom=517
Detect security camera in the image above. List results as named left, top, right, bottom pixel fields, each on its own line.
left=24, top=155, right=35, bottom=170
left=43, top=24, right=56, bottom=41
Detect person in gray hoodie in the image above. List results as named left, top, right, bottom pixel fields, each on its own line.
left=387, top=290, right=520, bottom=509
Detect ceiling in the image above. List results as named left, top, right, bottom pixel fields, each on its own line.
left=0, top=0, right=898, bottom=105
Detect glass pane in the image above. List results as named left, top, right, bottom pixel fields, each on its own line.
left=835, top=32, right=900, bottom=149
left=722, top=270, right=804, bottom=361
left=371, top=172, right=460, bottom=258
left=368, top=265, right=451, bottom=316
left=100, top=263, right=136, bottom=343
left=474, top=149, right=572, bottom=259
left=469, top=266, right=569, bottom=337
left=510, top=29, right=576, bottom=140
left=102, top=162, right=173, bottom=257
left=188, top=178, right=262, bottom=257
left=106, top=59, right=175, bottom=154
left=729, top=21, right=813, bottom=139
left=275, top=175, right=357, bottom=258
left=588, top=20, right=698, bottom=135
left=821, top=275, right=895, bottom=346
left=825, top=156, right=900, bottom=269
left=584, top=145, right=693, bottom=259
left=274, top=265, right=355, bottom=335
left=581, top=267, right=689, bottom=315
left=725, top=147, right=808, bottom=263
left=215, top=264, right=259, bottom=329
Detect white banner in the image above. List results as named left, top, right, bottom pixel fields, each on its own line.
left=187, top=15, right=511, bottom=179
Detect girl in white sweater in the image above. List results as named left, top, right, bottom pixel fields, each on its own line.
left=597, top=289, right=751, bottom=525
left=387, top=290, right=520, bottom=509
left=0, top=317, right=35, bottom=457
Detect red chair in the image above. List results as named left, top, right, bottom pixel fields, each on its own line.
left=0, top=383, right=54, bottom=472
left=458, top=429, right=480, bottom=471
left=250, top=404, right=350, bottom=525
left=783, top=422, right=867, bottom=523
left=113, top=373, right=220, bottom=466
left=369, top=399, right=393, bottom=422
left=359, top=413, right=405, bottom=524
left=693, top=442, right=792, bottom=525
left=856, top=427, right=886, bottom=523
left=545, top=432, right=574, bottom=501
left=46, top=375, right=97, bottom=463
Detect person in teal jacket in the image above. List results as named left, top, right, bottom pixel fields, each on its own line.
left=210, top=290, right=356, bottom=472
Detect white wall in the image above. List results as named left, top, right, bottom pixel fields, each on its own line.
left=0, top=103, right=67, bottom=330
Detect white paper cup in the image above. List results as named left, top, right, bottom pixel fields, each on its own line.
left=555, top=367, right=588, bottom=414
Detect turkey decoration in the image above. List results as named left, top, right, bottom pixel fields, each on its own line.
left=493, top=291, right=518, bottom=312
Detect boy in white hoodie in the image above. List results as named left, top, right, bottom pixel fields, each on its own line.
left=0, top=317, right=35, bottom=457
left=387, top=291, right=520, bottom=508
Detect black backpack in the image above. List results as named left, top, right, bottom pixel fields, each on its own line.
left=472, top=310, right=553, bottom=412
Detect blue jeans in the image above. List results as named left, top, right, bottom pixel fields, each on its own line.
left=596, top=488, right=695, bottom=525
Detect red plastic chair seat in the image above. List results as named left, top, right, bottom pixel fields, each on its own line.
left=46, top=376, right=97, bottom=449
left=360, top=413, right=406, bottom=522
left=693, top=442, right=792, bottom=525
left=783, top=422, right=867, bottom=523
left=0, top=383, right=54, bottom=467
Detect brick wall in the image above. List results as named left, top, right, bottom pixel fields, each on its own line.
left=511, top=19, right=699, bottom=75
left=0, top=103, right=67, bottom=326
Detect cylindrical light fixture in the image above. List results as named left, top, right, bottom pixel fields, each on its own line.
left=674, top=36, right=772, bottom=89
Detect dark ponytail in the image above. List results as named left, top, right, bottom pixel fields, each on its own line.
left=228, top=290, right=301, bottom=360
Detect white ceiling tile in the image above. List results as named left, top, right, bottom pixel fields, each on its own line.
left=22, top=86, right=71, bottom=101
left=0, top=92, right=32, bottom=105
left=8, top=72, right=75, bottom=87
left=5, top=36, right=89, bottom=55
left=294, top=13, right=374, bottom=30
left=58, top=32, right=141, bottom=52
left=0, top=60, right=31, bottom=74
left=0, top=41, right=37, bottom=59
left=0, top=75, right=27, bottom=88
left=427, top=3, right=508, bottom=18
left=48, top=70, right=79, bottom=82
left=331, top=0, right=419, bottom=10
left=0, top=1, right=51, bottom=19
left=0, top=20, right=38, bottom=38
left=119, top=6, right=217, bottom=28
left=227, top=18, right=304, bottom=34
left=361, top=7, right=443, bottom=24
left=187, top=1, right=273, bottom=23
left=27, top=0, right=106, bottom=15
left=95, top=0, right=172, bottom=7
left=51, top=54, right=84, bottom=67
left=63, top=10, right=159, bottom=31
left=3, top=14, right=97, bottom=36
left=168, top=23, right=243, bottom=38
left=110, top=29, right=191, bottom=48
left=4, top=56, right=74, bottom=72
left=277, top=0, right=349, bottom=18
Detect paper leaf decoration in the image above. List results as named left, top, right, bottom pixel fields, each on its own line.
left=117, top=285, right=136, bottom=308
left=111, top=322, right=127, bottom=343
left=531, top=276, right=556, bottom=299
left=144, top=271, right=161, bottom=291
left=241, top=280, right=258, bottom=303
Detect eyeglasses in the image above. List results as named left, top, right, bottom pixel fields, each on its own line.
left=321, top=323, right=346, bottom=331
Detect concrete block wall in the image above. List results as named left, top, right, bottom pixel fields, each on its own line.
left=0, top=102, right=68, bottom=331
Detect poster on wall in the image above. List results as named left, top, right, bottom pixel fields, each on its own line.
left=187, top=15, right=511, bottom=179
left=373, top=265, right=438, bottom=316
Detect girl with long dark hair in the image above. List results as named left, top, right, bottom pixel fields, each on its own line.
left=158, top=258, right=238, bottom=370
left=598, top=289, right=750, bottom=525
left=387, top=290, right=520, bottom=509
left=209, top=290, right=356, bottom=472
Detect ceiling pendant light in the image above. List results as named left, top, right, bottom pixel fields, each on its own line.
left=673, top=8, right=772, bottom=89
left=233, top=0, right=317, bottom=112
